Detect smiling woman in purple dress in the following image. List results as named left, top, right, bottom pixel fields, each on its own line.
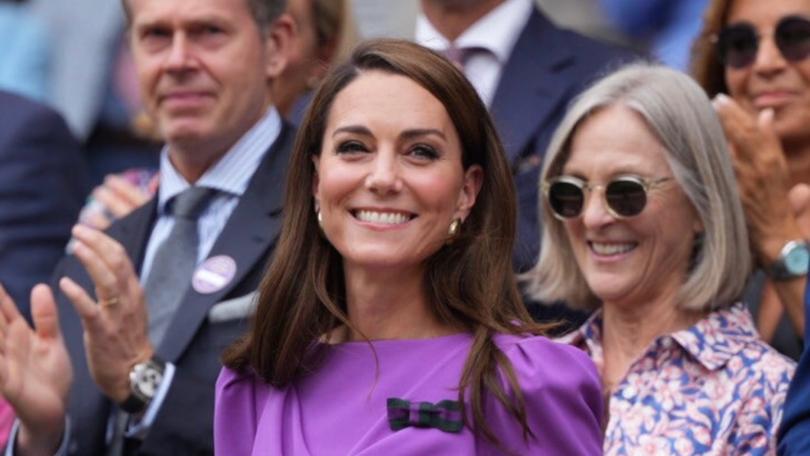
left=215, top=39, right=603, bottom=455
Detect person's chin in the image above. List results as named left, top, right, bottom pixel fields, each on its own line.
left=162, top=120, right=211, bottom=146
left=585, top=275, right=633, bottom=304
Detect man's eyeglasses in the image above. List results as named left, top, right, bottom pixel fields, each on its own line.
left=543, top=175, right=672, bottom=220
left=715, top=15, right=810, bottom=68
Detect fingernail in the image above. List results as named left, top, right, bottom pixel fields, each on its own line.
left=72, top=224, right=89, bottom=236
left=712, top=93, right=730, bottom=106
left=757, top=108, right=775, bottom=128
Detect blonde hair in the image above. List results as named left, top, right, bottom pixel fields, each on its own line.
left=524, top=63, right=751, bottom=312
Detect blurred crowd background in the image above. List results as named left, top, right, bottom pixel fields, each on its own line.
left=0, top=0, right=702, bottom=144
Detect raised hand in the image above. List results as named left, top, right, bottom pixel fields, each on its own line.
left=713, top=94, right=803, bottom=264
left=60, top=225, right=153, bottom=404
left=714, top=94, right=807, bottom=336
left=789, top=183, right=810, bottom=240
left=0, top=284, right=71, bottom=455
left=81, top=173, right=155, bottom=231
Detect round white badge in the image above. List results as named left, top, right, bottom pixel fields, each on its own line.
left=192, top=255, right=237, bottom=294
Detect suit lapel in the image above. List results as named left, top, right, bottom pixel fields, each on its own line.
left=158, top=124, right=294, bottom=362
left=489, top=9, right=575, bottom=164
left=110, top=198, right=158, bottom=273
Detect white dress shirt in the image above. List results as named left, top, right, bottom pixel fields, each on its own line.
left=415, top=0, right=533, bottom=107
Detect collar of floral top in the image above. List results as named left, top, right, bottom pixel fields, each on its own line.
left=559, top=303, right=760, bottom=372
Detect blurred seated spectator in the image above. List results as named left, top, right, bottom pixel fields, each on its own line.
left=29, top=0, right=161, bottom=184
left=0, top=90, right=89, bottom=318
left=692, top=0, right=810, bottom=360
left=416, top=0, right=636, bottom=333
left=599, top=0, right=709, bottom=70
left=0, top=0, right=49, bottom=102
left=274, top=0, right=354, bottom=124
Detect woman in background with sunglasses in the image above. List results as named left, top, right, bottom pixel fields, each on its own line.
left=526, top=63, right=795, bottom=454
left=692, top=0, right=810, bottom=361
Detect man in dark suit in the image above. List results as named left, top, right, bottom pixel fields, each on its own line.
left=417, top=0, right=634, bottom=272
left=778, top=278, right=810, bottom=455
left=0, top=91, right=89, bottom=318
left=416, top=0, right=635, bottom=330
left=0, top=0, right=295, bottom=454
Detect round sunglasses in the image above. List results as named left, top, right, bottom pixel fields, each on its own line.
left=543, top=175, right=672, bottom=220
left=715, top=15, right=810, bottom=68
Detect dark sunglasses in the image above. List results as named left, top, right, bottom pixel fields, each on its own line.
left=543, top=175, right=672, bottom=220
left=715, top=15, right=810, bottom=68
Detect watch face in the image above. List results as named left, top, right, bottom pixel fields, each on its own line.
left=134, top=364, right=164, bottom=398
left=786, top=245, right=810, bottom=275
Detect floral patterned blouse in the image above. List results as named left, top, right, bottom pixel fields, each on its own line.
left=560, top=303, right=796, bottom=455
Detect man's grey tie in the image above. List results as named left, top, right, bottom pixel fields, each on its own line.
left=143, top=186, right=216, bottom=345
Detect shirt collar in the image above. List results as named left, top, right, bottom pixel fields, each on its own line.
left=563, top=303, right=759, bottom=372
left=669, top=303, right=760, bottom=370
left=558, top=310, right=605, bottom=369
left=156, top=107, right=281, bottom=214
left=414, top=0, right=532, bottom=63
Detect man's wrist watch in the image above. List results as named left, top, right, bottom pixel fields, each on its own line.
left=119, top=356, right=166, bottom=414
left=766, top=240, right=810, bottom=281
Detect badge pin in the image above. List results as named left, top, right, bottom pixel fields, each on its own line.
left=192, top=255, right=237, bottom=294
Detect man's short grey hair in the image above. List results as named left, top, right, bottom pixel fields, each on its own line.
left=122, top=0, right=288, bottom=31
left=246, top=0, right=287, bottom=30
left=524, top=62, right=751, bottom=312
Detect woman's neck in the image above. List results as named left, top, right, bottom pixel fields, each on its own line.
left=341, top=264, right=455, bottom=342
left=600, top=295, right=705, bottom=390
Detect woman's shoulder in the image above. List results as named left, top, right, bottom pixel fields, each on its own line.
left=733, top=337, right=796, bottom=395
left=708, top=305, right=796, bottom=393
left=493, top=333, right=601, bottom=396
left=216, top=366, right=272, bottom=409
left=485, top=334, right=604, bottom=454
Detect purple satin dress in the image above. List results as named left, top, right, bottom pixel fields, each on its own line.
left=215, top=333, right=603, bottom=455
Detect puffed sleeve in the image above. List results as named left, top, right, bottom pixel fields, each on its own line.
left=215, top=367, right=268, bottom=455
left=485, top=335, right=604, bottom=455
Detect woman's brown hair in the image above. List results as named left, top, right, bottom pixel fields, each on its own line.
left=691, top=0, right=734, bottom=97
left=223, top=38, right=548, bottom=446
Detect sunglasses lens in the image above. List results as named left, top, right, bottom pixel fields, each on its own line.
left=548, top=181, right=584, bottom=218
left=777, top=17, right=810, bottom=61
left=605, top=180, right=647, bottom=217
left=718, top=24, right=758, bottom=68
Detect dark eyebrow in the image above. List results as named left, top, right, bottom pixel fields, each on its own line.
left=331, top=126, right=446, bottom=141
left=400, top=129, right=446, bottom=141
left=332, top=125, right=371, bottom=137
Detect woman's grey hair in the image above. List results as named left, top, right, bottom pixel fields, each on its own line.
left=524, top=62, right=751, bottom=312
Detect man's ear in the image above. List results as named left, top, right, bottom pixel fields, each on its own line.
left=264, top=13, right=295, bottom=80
